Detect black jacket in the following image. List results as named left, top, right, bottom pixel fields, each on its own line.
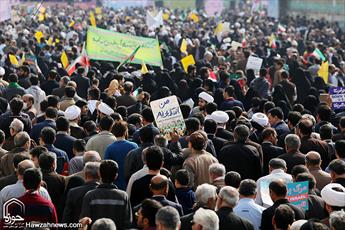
left=216, top=207, right=254, bottom=230
left=151, top=195, right=184, bottom=216
left=71, top=75, right=90, bottom=99
left=80, top=183, right=132, bottom=230
left=0, top=111, right=32, bottom=138
left=62, top=181, right=99, bottom=225
left=207, top=134, right=228, bottom=155
left=278, top=151, right=306, bottom=174
left=219, top=142, right=262, bottom=180
left=54, top=133, right=77, bottom=160
left=262, top=142, right=285, bottom=175
left=261, top=199, right=305, bottom=230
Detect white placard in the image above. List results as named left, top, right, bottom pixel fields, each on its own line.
left=246, top=55, right=263, bottom=72
left=150, top=96, right=186, bottom=140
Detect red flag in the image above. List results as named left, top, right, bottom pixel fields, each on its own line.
left=66, top=43, right=90, bottom=76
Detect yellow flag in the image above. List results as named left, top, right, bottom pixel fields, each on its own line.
left=163, top=13, right=170, bottom=21
left=60, top=51, right=69, bottom=69
left=89, top=12, right=96, bottom=27
left=141, top=61, right=149, bottom=74
left=47, top=37, right=53, bottom=46
left=55, top=38, right=60, bottom=44
left=214, top=22, right=223, bottom=35
left=38, top=13, right=45, bottom=22
left=189, top=12, right=199, bottom=23
left=34, top=31, right=44, bottom=43
left=69, top=20, right=75, bottom=28
left=95, top=7, right=102, bottom=14
left=21, top=53, right=25, bottom=65
left=181, top=55, right=195, bottom=72
left=39, top=6, right=46, bottom=13
left=180, top=39, right=187, bottom=53
left=9, top=54, right=19, bottom=66
left=318, top=61, right=329, bottom=83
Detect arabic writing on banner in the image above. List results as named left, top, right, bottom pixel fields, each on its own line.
left=150, top=96, right=186, bottom=140
left=287, top=181, right=309, bottom=211
left=329, top=86, right=345, bottom=110
left=86, top=27, right=163, bottom=67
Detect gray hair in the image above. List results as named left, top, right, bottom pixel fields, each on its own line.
left=155, top=206, right=180, bottom=230
left=10, top=118, right=24, bottom=133
left=91, top=218, right=116, bottom=230
left=269, top=158, right=287, bottom=169
left=84, top=162, right=100, bottom=179
left=330, top=210, right=345, bottom=230
left=209, top=163, right=226, bottom=177
left=14, top=131, right=30, bottom=147
left=193, top=208, right=219, bottom=230
left=154, top=135, right=168, bottom=148
left=218, top=186, right=239, bottom=208
left=234, top=125, right=250, bottom=142
left=83, top=151, right=101, bottom=165
left=284, top=134, right=301, bottom=150
left=195, top=183, right=217, bottom=207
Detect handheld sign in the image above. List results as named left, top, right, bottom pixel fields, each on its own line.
left=329, top=86, right=345, bottom=110
left=287, top=181, right=309, bottom=211
left=246, top=55, right=263, bottom=73
left=150, top=96, right=186, bottom=140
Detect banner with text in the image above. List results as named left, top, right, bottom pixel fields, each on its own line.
left=150, top=96, right=186, bottom=140
left=329, top=86, right=345, bottom=110
left=86, top=26, right=163, bottom=67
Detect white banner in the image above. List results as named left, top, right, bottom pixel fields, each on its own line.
left=146, top=10, right=163, bottom=29
left=0, top=0, right=12, bottom=22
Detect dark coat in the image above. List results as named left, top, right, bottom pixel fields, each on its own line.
left=207, top=134, right=228, bottom=155
left=30, top=119, right=56, bottom=144
left=42, top=170, right=66, bottom=221
left=62, top=181, right=99, bottom=224
left=54, top=133, right=77, bottom=161
left=51, top=87, right=65, bottom=98
left=40, top=80, right=59, bottom=95
left=305, top=194, right=327, bottom=220
left=300, top=136, right=331, bottom=169
left=0, top=173, right=17, bottom=190
left=278, top=151, right=306, bottom=174
left=116, top=93, right=137, bottom=107
left=0, top=147, right=29, bottom=176
left=219, top=142, right=262, bottom=180
left=215, top=128, right=234, bottom=141
left=262, top=141, right=285, bottom=175
left=70, top=126, right=86, bottom=139
left=71, top=75, right=90, bottom=99
left=80, top=183, right=132, bottom=230
left=261, top=199, right=305, bottom=230
left=216, top=207, right=254, bottom=230
left=0, top=111, right=32, bottom=138
left=151, top=195, right=184, bottom=216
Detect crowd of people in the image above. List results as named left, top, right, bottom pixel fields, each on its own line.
left=0, top=1, right=345, bottom=230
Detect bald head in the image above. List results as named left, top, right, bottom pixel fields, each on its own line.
left=306, top=151, right=321, bottom=167
left=150, top=175, right=169, bottom=195
left=17, top=159, right=35, bottom=177
left=83, top=151, right=101, bottom=165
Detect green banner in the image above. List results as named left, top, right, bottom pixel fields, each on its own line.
left=86, top=26, right=163, bottom=67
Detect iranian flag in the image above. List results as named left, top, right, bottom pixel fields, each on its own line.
left=66, top=43, right=90, bottom=76
left=116, top=45, right=141, bottom=71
